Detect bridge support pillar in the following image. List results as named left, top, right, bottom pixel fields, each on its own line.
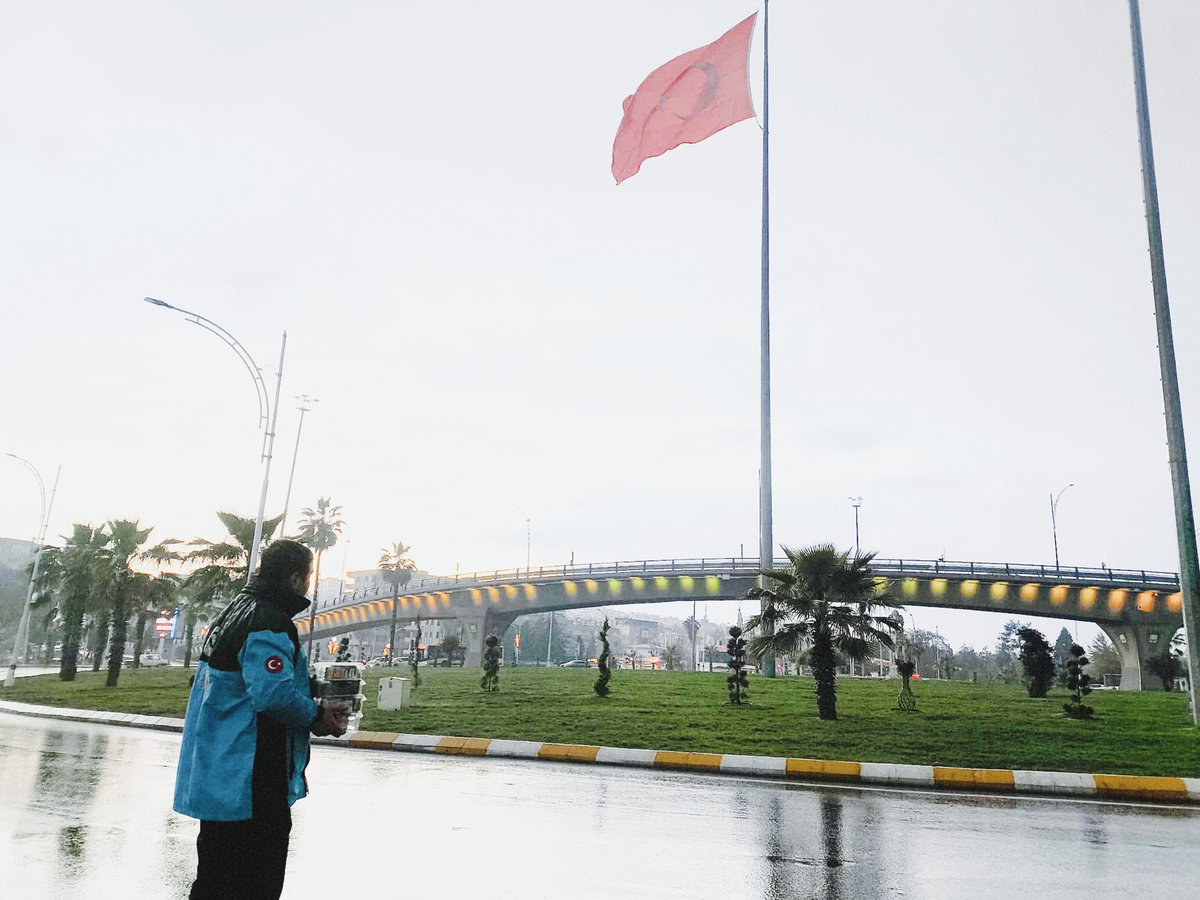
left=462, top=609, right=520, bottom=669
left=1099, top=622, right=1175, bottom=691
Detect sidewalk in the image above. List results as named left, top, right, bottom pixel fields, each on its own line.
left=3, top=698, right=1197, bottom=805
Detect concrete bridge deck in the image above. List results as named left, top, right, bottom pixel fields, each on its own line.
left=296, top=557, right=1183, bottom=691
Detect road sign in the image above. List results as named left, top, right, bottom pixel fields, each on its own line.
left=155, top=615, right=174, bottom=638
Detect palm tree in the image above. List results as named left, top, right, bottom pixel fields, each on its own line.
left=178, top=588, right=225, bottom=668
left=182, top=511, right=283, bottom=667
left=296, top=497, right=345, bottom=659
left=128, top=571, right=180, bottom=669
left=378, top=542, right=416, bottom=665
left=745, top=544, right=903, bottom=721
left=28, top=553, right=61, bottom=664
left=104, top=519, right=154, bottom=686
left=42, top=524, right=112, bottom=681
left=129, top=541, right=185, bottom=669
left=188, top=511, right=284, bottom=586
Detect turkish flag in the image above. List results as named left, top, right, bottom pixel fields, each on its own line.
left=612, top=13, right=757, bottom=184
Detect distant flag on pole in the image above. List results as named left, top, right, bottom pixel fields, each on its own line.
left=612, top=13, right=757, bottom=183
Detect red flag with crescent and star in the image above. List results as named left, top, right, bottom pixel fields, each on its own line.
left=612, top=13, right=757, bottom=184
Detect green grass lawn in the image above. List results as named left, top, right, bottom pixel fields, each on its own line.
left=3, top=666, right=1197, bottom=777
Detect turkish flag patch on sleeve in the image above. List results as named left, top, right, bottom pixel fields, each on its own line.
left=264, top=655, right=285, bottom=674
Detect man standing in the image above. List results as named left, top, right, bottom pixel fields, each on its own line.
left=174, top=539, right=346, bottom=899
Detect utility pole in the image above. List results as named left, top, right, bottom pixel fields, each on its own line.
left=1127, top=0, right=1200, bottom=720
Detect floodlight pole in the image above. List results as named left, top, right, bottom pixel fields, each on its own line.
left=1126, top=0, right=1200, bottom=721
left=280, top=395, right=318, bottom=536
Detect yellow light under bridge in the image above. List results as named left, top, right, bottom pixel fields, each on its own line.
left=1079, top=587, right=1098, bottom=610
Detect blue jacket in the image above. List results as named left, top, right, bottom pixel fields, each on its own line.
left=174, top=578, right=318, bottom=822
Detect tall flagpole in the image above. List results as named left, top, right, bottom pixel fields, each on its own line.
left=758, top=0, right=777, bottom=678
left=1126, top=0, right=1200, bottom=721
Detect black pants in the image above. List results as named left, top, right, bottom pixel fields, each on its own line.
left=189, top=808, right=292, bottom=900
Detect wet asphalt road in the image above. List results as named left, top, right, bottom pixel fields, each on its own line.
left=1, top=712, right=1198, bottom=900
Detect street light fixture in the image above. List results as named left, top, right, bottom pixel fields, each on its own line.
left=279, top=394, right=319, bottom=536
left=849, top=497, right=863, bottom=555
left=1050, top=483, right=1074, bottom=570
left=144, top=297, right=286, bottom=577
left=4, top=454, right=60, bottom=687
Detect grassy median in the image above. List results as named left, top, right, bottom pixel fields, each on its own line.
left=3, top=666, right=1197, bottom=777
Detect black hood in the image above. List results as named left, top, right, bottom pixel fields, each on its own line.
left=245, top=575, right=311, bottom=618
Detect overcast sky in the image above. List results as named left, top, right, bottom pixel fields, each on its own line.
left=3, top=1, right=1198, bottom=650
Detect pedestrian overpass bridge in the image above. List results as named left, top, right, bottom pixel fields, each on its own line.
left=296, top=557, right=1184, bottom=691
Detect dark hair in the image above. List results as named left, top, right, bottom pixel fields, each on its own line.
left=259, top=540, right=313, bottom=584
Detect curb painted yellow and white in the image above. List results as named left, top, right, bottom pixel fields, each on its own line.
left=2, top=700, right=1197, bottom=805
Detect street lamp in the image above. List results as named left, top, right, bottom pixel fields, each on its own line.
left=144, top=297, right=286, bottom=577
left=4, top=454, right=60, bottom=687
left=279, top=394, right=319, bottom=535
left=1050, top=483, right=1074, bottom=570
left=849, top=497, right=863, bottom=555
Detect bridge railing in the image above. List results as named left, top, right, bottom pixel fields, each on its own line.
left=312, top=557, right=1180, bottom=613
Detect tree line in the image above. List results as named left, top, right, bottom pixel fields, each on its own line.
left=18, top=498, right=349, bottom=687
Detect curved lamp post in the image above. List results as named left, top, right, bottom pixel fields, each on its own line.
left=145, top=298, right=285, bottom=578
left=4, top=454, right=59, bottom=687
left=1050, top=483, right=1074, bottom=571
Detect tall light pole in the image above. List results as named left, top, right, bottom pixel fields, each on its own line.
left=526, top=518, right=531, bottom=574
left=849, top=497, right=863, bottom=555
left=1126, top=0, right=1200, bottom=722
left=758, top=0, right=776, bottom=679
left=4, top=455, right=59, bottom=687
left=279, top=394, right=318, bottom=535
left=145, top=298, right=285, bottom=577
left=1050, top=483, right=1073, bottom=570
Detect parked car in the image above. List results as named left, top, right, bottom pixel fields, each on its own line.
left=559, top=659, right=590, bottom=668
left=137, top=653, right=170, bottom=668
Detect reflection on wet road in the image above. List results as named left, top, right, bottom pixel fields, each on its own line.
left=1, top=712, right=1198, bottom=899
